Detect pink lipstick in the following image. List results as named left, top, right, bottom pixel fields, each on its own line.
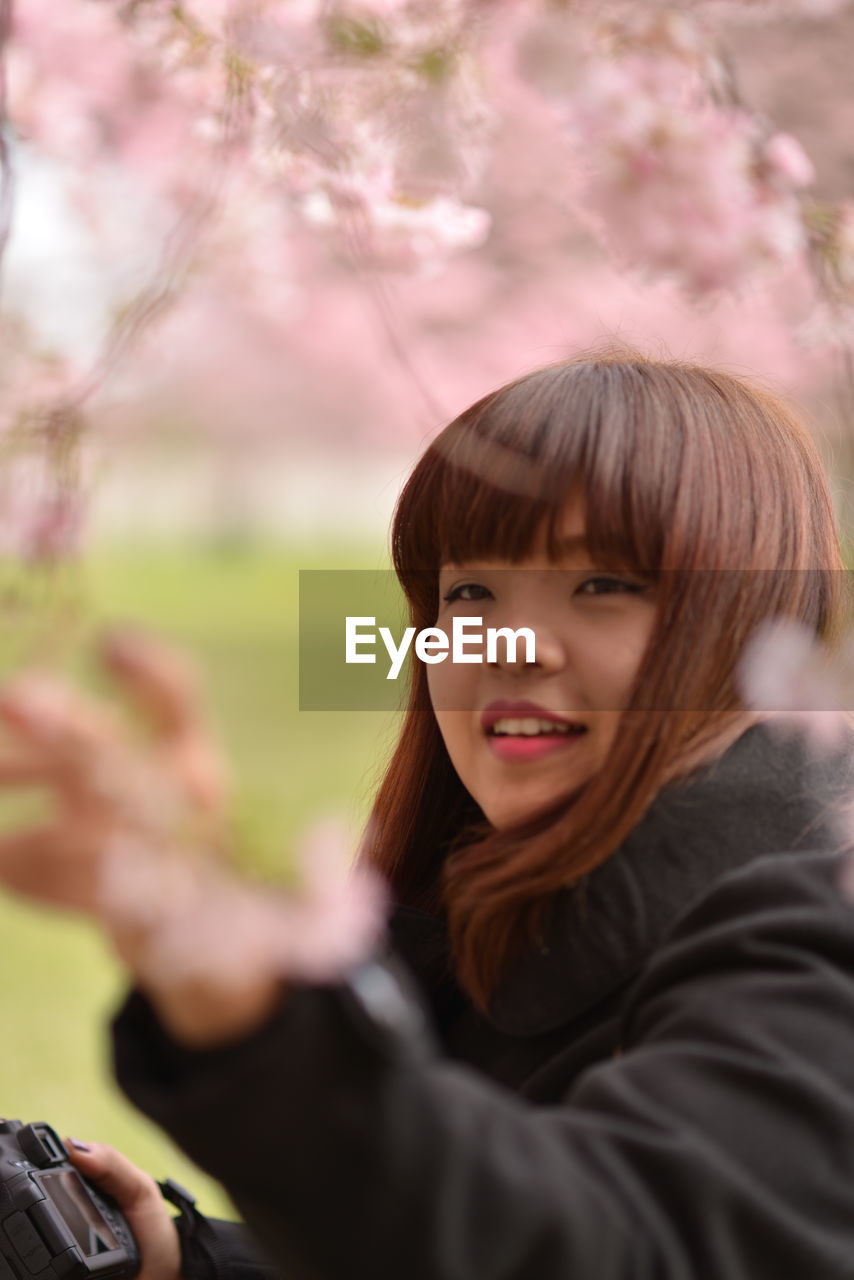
left=480, top=700, right=588, bottom=763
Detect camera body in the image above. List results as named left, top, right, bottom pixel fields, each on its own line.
left=0, top=1121, right=139, bottom=1280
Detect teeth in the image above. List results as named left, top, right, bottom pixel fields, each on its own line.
left=491, top=717, right=580, bottom=736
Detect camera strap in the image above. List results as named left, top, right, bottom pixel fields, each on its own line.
left=157, top=1177, right=278, bottom=1280
left=157, top=1177, right=198, bottom=1215
left=157, top=1177, right=221, bottom=1280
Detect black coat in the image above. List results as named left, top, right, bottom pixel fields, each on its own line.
left=113, top=722, right=854, bottom=1280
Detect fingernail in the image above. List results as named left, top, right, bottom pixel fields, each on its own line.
left=66, top=1138, right=92, bottom=1153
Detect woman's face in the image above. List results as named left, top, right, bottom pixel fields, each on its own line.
left=428, top=497, right=658, bottom=829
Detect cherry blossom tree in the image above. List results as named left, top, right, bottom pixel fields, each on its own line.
left=5, top=0, right=854, bottom=555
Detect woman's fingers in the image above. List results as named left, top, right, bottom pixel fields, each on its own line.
left=162, top=729, right=230, bottom=818
left=99, top=627, right=203, bottom=738
left=0, top=755, right=54, bottom=784
left=0, top=674, right=118, bottom=755
left=63, top=1139, right=159, bottom=1214
left=0, top=676, right=123, bottom=803
left=0, top=823, right=102, bottom=910
left=99, top=627, right=230, bottom=816
left=63, top=1141, right=181, bottom=1280
left=0, top=689, right=148, bottom=826
left=0, top=652, right=228, bottom=823
left=0, top=634, right=231, bottom=913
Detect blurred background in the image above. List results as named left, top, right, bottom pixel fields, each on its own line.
left=3, top=0, right=854, bottom=1216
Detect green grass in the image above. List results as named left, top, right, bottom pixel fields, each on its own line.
left=0, top=538, right=400, bottom=1217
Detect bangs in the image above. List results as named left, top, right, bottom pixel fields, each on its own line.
left=393, top=361, right=674, bottom=594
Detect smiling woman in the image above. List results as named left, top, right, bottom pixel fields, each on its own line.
left=369, top=350, right=846, bottom=1009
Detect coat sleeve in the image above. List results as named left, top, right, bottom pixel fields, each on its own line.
left=172, top=1212, right=281, bottom=1280
left=111, top=850, right=854, bottom=1280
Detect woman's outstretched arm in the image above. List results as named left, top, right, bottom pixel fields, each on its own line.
left=113, top=849, right=854, bottom=1280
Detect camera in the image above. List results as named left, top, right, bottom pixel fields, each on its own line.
left=0, top=1120, right=139, bottom=1280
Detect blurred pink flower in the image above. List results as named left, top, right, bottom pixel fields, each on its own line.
left=710, top=0, right=852, bottom=17
left=24, top=490, right=85, bottom=565
left=334, top=0, right=415, bottom=14
left=738, top=618, right=854, bottom=751
left=566, top=49, right=811, bottom=294
left=514, top=6, right=592, bottom=98
left=0, top=0, right=842, bottom=498
left=305, top=184, right=490, bottom=273
left=0, top=443, right=89, bottom=566
left=100, top=815, right=390, bottom=991
left=761, top=133, right=816, bottom=190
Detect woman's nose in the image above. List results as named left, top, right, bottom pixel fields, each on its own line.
left=486, top=613, right=567, bottom=675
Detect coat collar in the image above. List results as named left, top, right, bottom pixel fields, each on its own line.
left=387, top=722, right=854, bottom=1038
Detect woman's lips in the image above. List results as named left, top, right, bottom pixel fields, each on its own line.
left=486, top=729, right=587, bottom=763
left=480, top=700, right=588, bottom=761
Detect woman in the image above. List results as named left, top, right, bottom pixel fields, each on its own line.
left=2, top=350, right=854, bottom=1280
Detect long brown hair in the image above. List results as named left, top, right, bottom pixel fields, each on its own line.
left=359, top=349, right=848, bottom=1014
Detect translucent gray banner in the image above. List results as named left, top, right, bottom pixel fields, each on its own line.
left=298, top=568, right=854, bottom=712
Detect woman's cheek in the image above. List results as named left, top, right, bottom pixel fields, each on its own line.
left=427, top=657, right=483, bottom=788
left=426, top=652, right=479, bottom=714
left=584, top=632, right=650, bottom=711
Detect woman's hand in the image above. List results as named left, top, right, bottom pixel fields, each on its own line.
left=0, top=627, right=385, bottom=1047
left=0, top=627, right=228, bottom=914
left=0, top=629, right=284, bottom=1046
left=63, top=1139, right=182, bottom=1280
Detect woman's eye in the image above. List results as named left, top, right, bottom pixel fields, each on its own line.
left=442, top=582, right=492, bottom=603
left=577, top=576, right=647, bottom=597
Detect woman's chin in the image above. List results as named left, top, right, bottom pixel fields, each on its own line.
left=482, top=785, right=582, bottom=832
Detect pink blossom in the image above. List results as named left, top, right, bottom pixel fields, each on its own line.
left=566, top=51, right=811, bottom=293
left=1, top=0, right=846, bottom=514
left=761, top=133, right=816, bottom=190
left=514, top=7, right=592, bottom=98
left=702, top=0, right=852, bottom=18
left=0, top=448, right=89, bottom=566
left=362, top=195, right=491, bottom=273
left=303, top=181, right=490, bottom=273
left=333, top=0, right=414, bottom=14
left=99, top=816, right=390, bottom=991
left=737, top=618, right=854, bottom=751
left=9, top=0, right=138, bottom=164
left=24, top=490, right=85, bottom=565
